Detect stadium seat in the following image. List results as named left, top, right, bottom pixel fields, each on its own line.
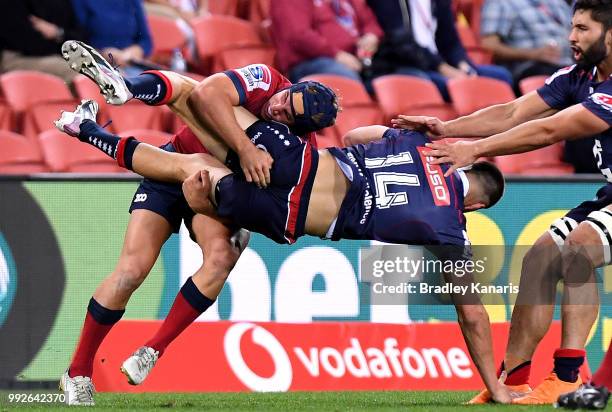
left=106, top=102, right=165, bottom=134
left=190, top=15, right=264, bottom=73
left=118, top=129, right=173, bottom=147
left=147, top=14, right=188, bottom=65
left=372, top=75, right=457, bottom=123
left=38, top=129, right=124, bottom=173
left=248, top=0, right=272, bottom=43
left=300, top=74, right=384, bottom=141
left=0, top=130, right=48, bottom=173
left=0, top=97, right=14, bottom=131
left=519, top=75, right=549, bottom=95
left=456, top=25, right=492, bottom=65
left=207, top=0, right=241, bottom=16
left=494, top=143, right=574, bottom=175
left=218, top=46, right=277, bottom=71
left=447, top=77, right=516, bottom=116
left=315, top=127, right=344, bottom=149
left=0, top=71, right=76, bottom=138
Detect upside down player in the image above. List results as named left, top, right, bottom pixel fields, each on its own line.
left=393, top=0, right=612, bottom=404
left=57, top=94, right=513, bottom=402
left=57, top=41, right=338, bottom=405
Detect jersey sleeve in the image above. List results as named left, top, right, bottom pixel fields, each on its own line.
left=583, top=80, right=612, bottom=126
left=537, top=65, right=577, bottom=110
left=223, top=64, right=290, bottom=106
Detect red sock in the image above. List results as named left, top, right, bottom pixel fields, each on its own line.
left=145, top=277, right=214, bottom=356
left=69, top=298, right=124, bottom=377
left=505, top=361, right=532, bottom=385
left=592, top=338, right=612, bottom=389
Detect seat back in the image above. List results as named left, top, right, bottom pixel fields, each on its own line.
left=119, top=129, right=173, bottom=147
left=448, top=77, right=515, bottom=116
left=0, top=71, right=74, bottom=112
left=147, top=14, right=188, bottom=61
left=519, top=75, right=548, bottom=95
left=0, top=131, right=48, bottom=173
left=218, top=46, right=277, bottom=71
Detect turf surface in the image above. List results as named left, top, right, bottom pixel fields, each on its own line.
left=1, top=390, right=600, bottom=411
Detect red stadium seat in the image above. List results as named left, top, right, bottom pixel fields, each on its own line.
left=447, top=77, right=516, bottom=116
left=118, top=129, right=173, bottom=147
left=519, top=75, right=549, bottom=95
left=218, top=46, right=277, bottom=71
left=38, top=129, right=124, bottom=173
left=248, top=0, right=272, bottom=43
left=207, top=0, right=241, bottom=16
left=300, top=74, right=384, bottom=141
left=456, top=25, right=492, bottom=65
left=0, top=71, right=76, bottom=138
left=494, top=143, right=574, bottom=175
left=315, top=128, right=344, bottom=149
left=190, top=15, right=264, bottom=73
left=372, top=75, right=457, bottom=123
left=106, top=102, right=165, bottom=134
left=0, top=131, right=48, bottom=173
left=147, top=14, right=189, bottom=65
left=0, top=98, right=14, bottom=131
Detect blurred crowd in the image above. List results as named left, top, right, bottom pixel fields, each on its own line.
left=0, top=0, right=595, bottom=175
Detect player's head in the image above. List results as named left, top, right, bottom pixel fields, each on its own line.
left=463, top=161, right=505, bottom=211
left=261, top=81, right=339, bottom=134
left=570, top=0, right=612, bottom=68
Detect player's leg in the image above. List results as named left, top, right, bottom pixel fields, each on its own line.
left=61, top=209, right=172, bottom=405
left=121, top=214, right=248, bottom=384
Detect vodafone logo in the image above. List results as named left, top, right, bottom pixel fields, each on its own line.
left=224, top=323, right=474, bottom=392
left=224, top=323, right=293, bottom=392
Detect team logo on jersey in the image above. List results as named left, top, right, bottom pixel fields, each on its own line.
left=236, top=64, right=272, bottom=92
left=591, top=93, right=612, bottom=112
left=545, top=65, right=576, bottom=85
left=417, top=147, right=451, bottom=206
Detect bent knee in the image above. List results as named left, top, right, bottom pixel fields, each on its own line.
left=113, top=261, right=151, bottom=291
left=205, top=243, right=240, bottom=274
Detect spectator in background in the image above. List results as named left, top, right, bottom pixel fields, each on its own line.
left=367, top=0, right=513, bottom=101
left=480, top=0, right=574, bottom=82
left=71, top=0, right=153, bottom=77
left=0, top=0, right=85, bottom=84
left=270, top=0, right=383, bottom=85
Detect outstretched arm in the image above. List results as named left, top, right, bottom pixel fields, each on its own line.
left=343, top=125, right=389, bottom=146
left=426, top=103, right=610, bottom=175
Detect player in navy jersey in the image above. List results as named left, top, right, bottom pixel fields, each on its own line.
left=393, top=0, right=612, bottom=405
left=56, top=41, right=338, bottom=405
left=57, top=97, right=511, bottom=402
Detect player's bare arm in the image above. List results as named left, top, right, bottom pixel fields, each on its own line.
left=392, top=92, right=558, bottom=139
left=189, top=73, right=273, bottom=187
left=342, top=125, right=389, bottom=146
left=427, top=103, right=610, bottom=175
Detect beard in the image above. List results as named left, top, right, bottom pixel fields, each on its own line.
left=573, top=33, right=608, bottom=69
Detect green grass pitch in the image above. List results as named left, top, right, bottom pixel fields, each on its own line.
left=3, top=390, right=605, bottom=411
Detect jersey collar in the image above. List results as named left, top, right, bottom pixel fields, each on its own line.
left=456, top=169, right=470, bottom=198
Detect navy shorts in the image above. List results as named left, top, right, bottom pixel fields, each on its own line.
left=129, top=143, right=194, bottom=233
left=566, top=184, right=612, bottom=223
left=215, top=120, right=318, bottom=244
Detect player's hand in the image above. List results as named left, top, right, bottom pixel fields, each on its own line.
left=29, top=16, right=62, bottom=40
left=424, top=140, right=478, bottom=176
left=490, top=383, right=513, bottom=404
left=238, top=144, right=273, bottom=188
left=391, top=115, right=447, bottom=139
left=182, top=170, right=213, bottom=214
left=335, top=51, right=363, bottom=72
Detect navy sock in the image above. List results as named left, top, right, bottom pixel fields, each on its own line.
left=554, top=348, right=585, bottom=383
left=78, top=120, right=121, bottom=158
left=124, top=72, right=169, bottom=105
left=181, top=277, right=215, bottom=312
left=87, top=297, right=125, bottom=325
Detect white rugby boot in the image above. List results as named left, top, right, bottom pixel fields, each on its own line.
left=54, top=99, right=99, bottom=137
left=59, top=370, right=95, bottom=406
left=120, top=346, right=159, bottom=385
left=61, top=40, right=133, bottom=105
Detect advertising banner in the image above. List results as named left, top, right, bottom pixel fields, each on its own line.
left=0, top=177, right=610, bottom=389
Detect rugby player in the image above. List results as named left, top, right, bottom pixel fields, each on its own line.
left=57, top=41, right=338, bottom=405
left=392, top=0, right=612, bottom=404
left=57, top=96, right=511, bottom=403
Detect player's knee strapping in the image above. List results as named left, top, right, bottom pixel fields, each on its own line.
left=585, top=209, right=612, bottom=265
left=549, top=217, right=578, bottom=248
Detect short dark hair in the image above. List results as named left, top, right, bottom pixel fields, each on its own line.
left=573, top=0, right=612, bottom=31
left=467, top=161, right=505, bottom=208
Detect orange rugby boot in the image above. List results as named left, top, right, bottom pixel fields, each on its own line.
left=467, top=384, right=532, bottom=404
left=512, top=372, right=582, bottom=405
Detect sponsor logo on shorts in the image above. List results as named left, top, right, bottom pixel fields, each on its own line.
left=134, top=193, right=148, bottom=203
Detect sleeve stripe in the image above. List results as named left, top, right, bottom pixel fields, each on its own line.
left=224, top=70, right=246, bottom=106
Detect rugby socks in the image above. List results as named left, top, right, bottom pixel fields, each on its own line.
left=592, top=338, right=612, bottom=389
left=554, top=348, right=585, bottom=383
left=124, top=71, right=172, bottom=105
left=499, top=360, right=532, bottom=385
left=145, top=277, right=215, bottom=357
left=77, top=120, right=141, bottom=170
left=69, top=298, right=124, bottom=378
